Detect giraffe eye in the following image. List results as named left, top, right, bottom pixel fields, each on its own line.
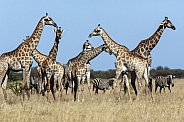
left=95, top=29, right=100, bottom=33
left=44, top=18, right=50, bottom=21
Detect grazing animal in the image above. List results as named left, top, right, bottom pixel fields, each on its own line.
left=0, top=13, right=57, bottom=101
left=92, top=78, right=115, bottom=94
left=89, top=24, right=153, bottom=101
left=155, top=75, right=175, bottom=93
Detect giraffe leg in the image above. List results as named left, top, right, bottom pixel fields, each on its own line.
left=58, top=73, right=64, bottom=101
left=21, top=67, right=31, bottom=101
left=143, top=68, right=154, bottom=101
left=26, top=68, right=31, bottom=99
left=0, top=62, right=9, bottom=101
left=41, top=75, right=47, bottom=96
left=52, top=74, right=58, bottom=101
left=86, top=71, right=92, bottom=99
left=130, top=71, right=137, bottom=96
left=77, top=75, right=81, bottom=102
left=123, top=74, right=132, bottom=102
left=135, top=76, right=143, bottom=100
left=37, top=67, right=42, bottom=96
left=46, top=74, right=52, bottom=102
left=2, top=74, right=8, bottom=101
left=73, top=80, right=78, bottom=101
left=57, top=76, right=62, bottom=100
left=113, top=69, right=122, bottom=88
left=118, top=79, right=123, bottom=100
left=22, top=68, right=26, bottom=101
left=113, top=67, right=124, bottom=96
left=81, top=75, right=86, bottom=102
left=72, top=75, right=78, bottom=101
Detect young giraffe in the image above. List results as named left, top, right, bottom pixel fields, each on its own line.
left=64, top=40, right=94, bottom=94
left=40, top=27, right=64, bottom=102
left=31, top=27, right=64, bottom=98
left=130, top=17, right=176, bottom=93
left=70, top=44, right=112, bottom=101
left=0, top=13, right=57, bottom=101
left=89, top=24, right=153, bottom=101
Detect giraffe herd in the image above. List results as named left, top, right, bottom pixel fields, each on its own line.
left=0, top=13, right=176, bottom=102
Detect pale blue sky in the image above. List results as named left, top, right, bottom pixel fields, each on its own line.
left=0, top=1, right=183, bottom=71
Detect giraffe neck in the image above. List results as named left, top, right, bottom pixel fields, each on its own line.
left=101, top=28, right=128, bottom=57
left=32, top=49, right=47, bottom=66
left=142, top=25, right=165, bottom=51
left=24, top=17, right=45, bottom=51
left=48, top=37, right=59, bottom=61
left=133, top=24, right=165, bottom=54
left=79, top=44, right=106, bottom=64
left=0, top=17, right=45, bottom=62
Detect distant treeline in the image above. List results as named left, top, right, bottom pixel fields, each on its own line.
left=8, top=66, right=184, bottom=82
left=90, top=65, right=184, bottom=79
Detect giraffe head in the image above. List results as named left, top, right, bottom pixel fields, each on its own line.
left=88, top=24, right=103, bottom=38
left=53, top=27, right=64, bottom=42
left=83, top=40, right=94, bottom=51
left=160, top=17, right=176, bottom=30
left=42, top=13, right=57, bottom=27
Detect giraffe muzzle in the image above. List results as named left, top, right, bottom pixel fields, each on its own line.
left=53, top=23, right=58, bottom=27
left=88, top=34, right=92, bottom=38
left=172, top=26, right=176, bottom=30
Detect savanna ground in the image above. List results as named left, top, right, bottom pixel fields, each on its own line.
left=0, top=79, right=184, bottom=122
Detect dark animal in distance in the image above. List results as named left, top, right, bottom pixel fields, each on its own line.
left=30, top=76, right=40, bottom=94
left=155, top=75, right=175, bottom=94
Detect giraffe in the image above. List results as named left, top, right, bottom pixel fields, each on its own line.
left=40, top=27, right=64, bottom=102
left=32, top=27, right=64, bottom=99
left=130, top=17, right=175, bottom=94
left=88, top=24, right=153, bottom=101
left=70, top=44, right=112, bottom=101
left=132, top=17, right=176, bottom=71
left=64, top=40, right=94, bottom=94
left=0, top=13, right=57, bottom=101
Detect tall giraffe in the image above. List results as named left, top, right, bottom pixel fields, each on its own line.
left=0, top=13, right=57, bottom=101
left=131, top=17, right=175, bottom=93
left=132, top=17, right=176, bottom=69
left=32, top=27, right=64, bottom=97
left=70, top=44, right=112, bottom=101
left=89, top=24, right=153, bottom=100
left=41, top=27, right=64, bottom=102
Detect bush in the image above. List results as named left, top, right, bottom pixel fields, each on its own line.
left=7, top=81, right=22, bottom=96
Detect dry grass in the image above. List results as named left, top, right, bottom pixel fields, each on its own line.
left=0, top=78, right=184, bottom=122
